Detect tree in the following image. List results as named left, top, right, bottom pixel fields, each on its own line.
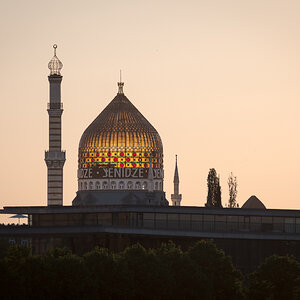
left=206, top=168, right=222, bottom=207
left=186, top=240, right=244, bottom=300
left=248, top=255, right=300, bottom=300
left=84, top=247, right=117, bottom=299
left=228, top=172, right=238, bottom=208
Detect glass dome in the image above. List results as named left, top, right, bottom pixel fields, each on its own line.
left=78, top=83, right=163, bottom=174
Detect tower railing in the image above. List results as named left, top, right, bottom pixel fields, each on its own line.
left=47, top=103, right=63, bottom=109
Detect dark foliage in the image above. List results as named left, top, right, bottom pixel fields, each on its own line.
left=247, top=254, right=300, bottom=300
left=1, top=243, right=299, bottom=299
left=206, top=168, right=222, bottom=207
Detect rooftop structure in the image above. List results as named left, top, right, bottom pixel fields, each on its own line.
left=242, top=195, right=266, bottom=209
left=73, top=80, right=167, bottom=206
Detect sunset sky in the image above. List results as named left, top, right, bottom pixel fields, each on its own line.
left=0, top=0, right=299, bottom=220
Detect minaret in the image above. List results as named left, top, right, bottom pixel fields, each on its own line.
left=45, top=45, right=66, bottom=206
left=171, top=155, right=182, bottom=206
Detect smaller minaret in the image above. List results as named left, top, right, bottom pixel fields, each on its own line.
left=171, top=155, right=182, bottom=206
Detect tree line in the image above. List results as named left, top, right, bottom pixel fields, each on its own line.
left=206, top=168, right=238, bottom=208
left=0, top=241, right=299, bottom=300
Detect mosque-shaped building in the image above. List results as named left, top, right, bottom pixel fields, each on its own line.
left=1, top=46, right=300, bottom=274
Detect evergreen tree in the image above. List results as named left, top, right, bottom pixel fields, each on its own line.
left=206, top=168, right=222, bottom=207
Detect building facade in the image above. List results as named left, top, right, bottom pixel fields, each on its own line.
left=1, top=46, right=300, bottom=275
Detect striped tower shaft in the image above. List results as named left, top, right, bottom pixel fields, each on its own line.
left=45, top=75, right=66, bottom=206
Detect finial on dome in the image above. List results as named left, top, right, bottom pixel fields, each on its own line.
left=117, top=70, right=124, bottom=94
left=48, top=44, right=63, bottom=76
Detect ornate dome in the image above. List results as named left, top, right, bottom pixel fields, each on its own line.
left=74, top=81, right=167, bottom=206
left=48, top=44, right=63, bottom=76
left=78, top=82, right=163, bottom=171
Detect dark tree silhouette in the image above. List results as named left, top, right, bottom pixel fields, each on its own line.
left=0, top=242, right=245, bottom=300
left=228, top=172, right=238, bottom=208
left=206, top=168, right=222, bottom=207
left=248, top=255, right=300, bottom=300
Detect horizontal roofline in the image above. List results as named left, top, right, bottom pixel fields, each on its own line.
left=2, top=205, right=300, bottom=217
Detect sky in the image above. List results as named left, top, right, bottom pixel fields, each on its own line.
left=0, top=0, right=300, bottom=222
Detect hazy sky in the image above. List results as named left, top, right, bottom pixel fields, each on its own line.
left=1, top=0, right=300, bottom=219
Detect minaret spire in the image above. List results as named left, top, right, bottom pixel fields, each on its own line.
left=45, top=45, right=66, bottom=206
left=171, top=154, right=182, bottom=206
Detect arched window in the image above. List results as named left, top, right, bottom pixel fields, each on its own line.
left=142, top=182, right=147, bottom=190
left=127, top=181, right=133, bottom=189
left=89, top=181, right=93, bottom=190
left=96, top=181, right=100, bottom=190
left=80, top=182, right=83, bottom=190
left=159, top=182, right=162, bottom=190
left=84, top=182, right=88, bottom=190
left=103, top=181, right=108, bottom=189
left=119, top=181, right=125, bottom=190
left=155, top=182, right=158, bottom=190
left=111, top=181, right=116, bottom=190
left=135, top=182, right=141, bottom=189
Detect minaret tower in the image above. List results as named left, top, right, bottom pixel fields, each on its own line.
left=45, top=45, right=66, bottom=206
left=171, top=155, right=182, bottom=206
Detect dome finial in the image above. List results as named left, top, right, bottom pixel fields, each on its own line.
left=117, top=70, right=124, bottom=94
left=53, top=44, right=57, bottom=55
left=48, top=44, right=63, bottom=76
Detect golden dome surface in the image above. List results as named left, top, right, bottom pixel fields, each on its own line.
left=78, top=83, right=163, bottom=171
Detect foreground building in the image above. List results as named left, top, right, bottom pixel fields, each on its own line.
left=1, top=46, right=300, bottom=274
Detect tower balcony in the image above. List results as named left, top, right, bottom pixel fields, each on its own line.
left=47, top=102, right=63, bottom=109
left=45, top=150, right=66, bottom=161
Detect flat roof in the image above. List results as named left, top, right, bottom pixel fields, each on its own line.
left=2, top=205, right=300, bottom=217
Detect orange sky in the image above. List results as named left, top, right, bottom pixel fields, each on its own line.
left=0, top=0, right=299, bottom=222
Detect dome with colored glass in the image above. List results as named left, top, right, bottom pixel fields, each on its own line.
left=74, top=81, right=165, bottom=204
left=78, top=82, right=163, bottom=171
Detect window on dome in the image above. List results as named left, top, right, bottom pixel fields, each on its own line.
left=118, top=181, right=123, bottom=189
left=89, top=182, right=93, bottom=190
left=111, top=181, right=116, bottom=189
left=96, top=181, right=100, bottom=190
